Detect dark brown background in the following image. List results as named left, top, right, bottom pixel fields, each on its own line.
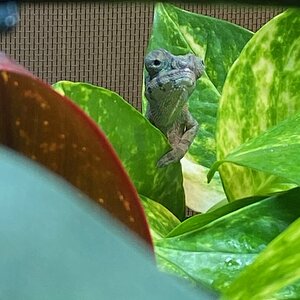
left=0, top=2, right=284, bottom=110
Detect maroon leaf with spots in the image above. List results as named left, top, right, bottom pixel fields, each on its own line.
left=0, top=52, right=152, bottom=247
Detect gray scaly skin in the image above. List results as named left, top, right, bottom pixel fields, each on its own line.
left=144, top=48, right=205, bottom=167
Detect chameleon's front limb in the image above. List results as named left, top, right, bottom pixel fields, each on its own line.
left=157, top=113, right=199, bottom=167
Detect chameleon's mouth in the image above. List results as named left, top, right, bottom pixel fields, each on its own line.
left=149, top=68, right=197, bottom=91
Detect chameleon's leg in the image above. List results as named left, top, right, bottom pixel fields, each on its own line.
left=157, top=112, right=199, bottom=168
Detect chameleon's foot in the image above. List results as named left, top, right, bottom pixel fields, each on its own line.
left=157, top=149, right=184, bottom=168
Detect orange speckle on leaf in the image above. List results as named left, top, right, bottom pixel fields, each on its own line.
left=49, top=143, right=58, bottom=152
left=24, top=90, right=50, bottom=110
left=123, top=200, right=131, bottom=212
left=43, top=120, right=49, bottom=126
left=40, top=102, right=49, bottom=110
left=19, top=129, right=26, bottom=138
left=117, top=191, right=124, bottom=201
left=18, top=129, right=30, bottom=145
left=97, top=198, right=105, bottom=204
left=13, top=81, right=19, bottom=87
left=40, top=142, right=49, bottom=153
left=58, top=143, right=65, bottom=150
left=129, top=216, right=135, bottom=223
left=1, top=71, right=8, bottom=83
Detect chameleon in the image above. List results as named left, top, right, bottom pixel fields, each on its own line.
left=144, top=48, right=205, bottom=167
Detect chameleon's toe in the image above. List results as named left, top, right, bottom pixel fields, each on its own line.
left=157, top=150, right=181, bottom=168
left=157, top=157, right=173, bottom=168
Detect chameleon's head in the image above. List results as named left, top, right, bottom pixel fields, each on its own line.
left=144, top=49, right=205, bottom=103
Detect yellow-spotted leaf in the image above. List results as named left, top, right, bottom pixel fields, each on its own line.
left=155, top=188, right=300, bottom=293
left=209, top=112, right=300, bottom=188
left=140, top=195, right=180, bottom=243
left=144, top=3, right=253, bottom=167
left=143, top=3, right=253, bottom=211
left=216, top=9, right=300, bottom=201
left=53, top=81, right=185, bottom=220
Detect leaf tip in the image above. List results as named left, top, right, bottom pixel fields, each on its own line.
left=207, top=168, right=215, bottom=183
left=207, top=161, right=222, bottom=183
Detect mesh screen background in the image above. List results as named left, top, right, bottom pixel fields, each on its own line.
left=0, top=2, right=284, bottom=110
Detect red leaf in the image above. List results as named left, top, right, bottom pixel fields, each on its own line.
left=0, top=53, right=153, bottom=248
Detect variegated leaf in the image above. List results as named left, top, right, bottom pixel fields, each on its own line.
left=53, top=81, right=185, bottom=219
left=216, top=9, right=300, bottom=200
left=140, top=195, right=180, bottom=243
left=224, top=217, right=300, bottom=300
left=155, top=188, right=300, bottom=293
left=209, top=112, right=300, bottom=187
left=144, top=3, right=253, bottom=211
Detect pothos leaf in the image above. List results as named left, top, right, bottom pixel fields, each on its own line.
left=155, top=188, right=300, bottom=292
left=181, top=156, right=225, bottom=212
left=53, top=81, right=185, bottom=220
left=224, top=217, right=300, bottom=300
left=216, top=9, right=300, bottom=201
left=140, top=195, right=180, bottom=243
left=209, top=112, right=300, bottom=187
left=143, top=3, right=253, bottom=211
left=167, top=194, right=264, bottom=238
left=144, top=2, right=253, bottom=168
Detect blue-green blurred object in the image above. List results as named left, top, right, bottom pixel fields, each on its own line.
left=0, top=146, right=217, bottom=300
left=0, top=1, right=19, bottom=31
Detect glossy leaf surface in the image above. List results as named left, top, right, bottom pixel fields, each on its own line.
left=225, top=217, right=300, bottom=300
left=144, top=3, right=253, bottom=211
left=144, top=2, right=253, bottom=167
left=216, top=9, right=300, bottom=200
left=155, top=188, right=300, bottom=291
left=209, top=112, right=300, bottom=187
left=167, top=194, right=264, bottom=238
left=53, top=81, right=185, bottom=219
left=140, top=195, right=180, bottom=243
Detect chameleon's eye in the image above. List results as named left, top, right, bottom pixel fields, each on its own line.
left=153, top=59, right=161, bottom=66
left=145, top=49, right=169, bottom=77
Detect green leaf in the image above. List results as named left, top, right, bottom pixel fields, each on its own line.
left=144, top=2, right=253, bottom=167
left=224, top=217, right=300, bottom=300
left=140, top=195, right=180, bottom=243
left=206, top=198, right=229, bottom=213
left=216, top=9, right=300, bottom=201
left=144, top=3, right=253, bottom=211
left=155, top=188, right=300, bottom=292
left=167, top=194, right=264, bottom=238
left=181, top=155, right=225, bottom=213
left=209, top=112, right=300, bottom=187
left=181, top=156, right=225, bottom=212
left=53, top=81, right=185, bottom=219
left=155, top=254, right=199, bottom=287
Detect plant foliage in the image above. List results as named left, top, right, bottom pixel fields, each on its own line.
left=1, top=3, right=298, bottom=299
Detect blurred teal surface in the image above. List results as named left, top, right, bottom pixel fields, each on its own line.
left=0, top=146, right=217, bottom=300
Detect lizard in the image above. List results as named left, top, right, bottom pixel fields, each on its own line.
left=144, top=48, right=205, bottom=167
